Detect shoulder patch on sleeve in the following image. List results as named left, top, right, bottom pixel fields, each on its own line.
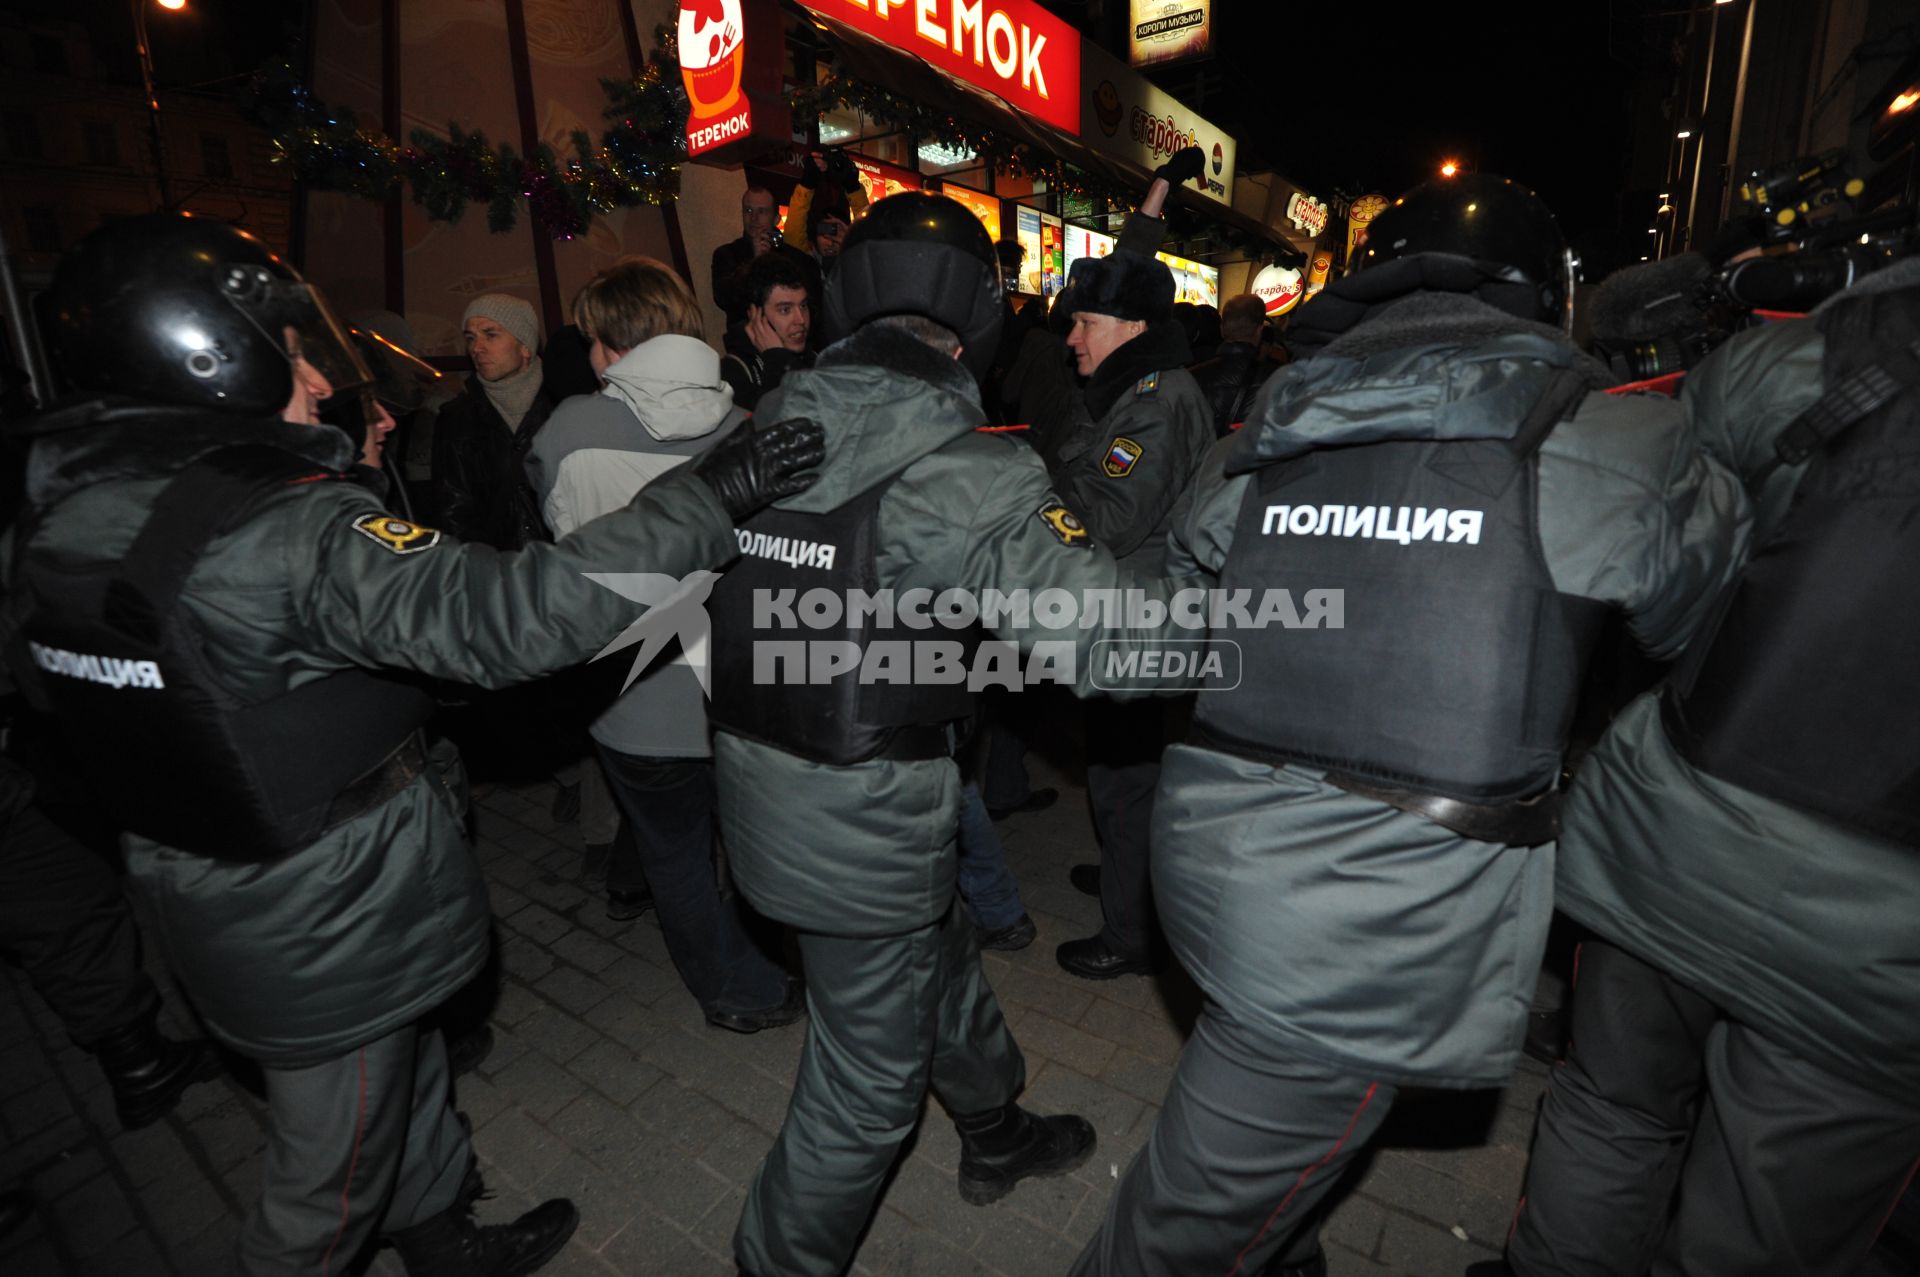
left=350, top=513, right=442, bottom=555
left=1102, top=436, right=1144, bottom=478
left=1134, top=371, right=1160, bottom=397
left=1036, top=500, right=1094, bottom=548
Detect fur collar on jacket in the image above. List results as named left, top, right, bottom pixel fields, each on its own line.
left=815, top=322, right=982, bottom=407
left=19, top=397, right=354, bottom=511
left=1084, top=320, right=1193, bottom=421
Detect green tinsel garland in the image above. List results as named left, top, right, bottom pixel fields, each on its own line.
left=250, top=31, right=1281, bottom=260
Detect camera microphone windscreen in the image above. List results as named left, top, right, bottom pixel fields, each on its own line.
left=1587, top=253, right=1713, bottom=344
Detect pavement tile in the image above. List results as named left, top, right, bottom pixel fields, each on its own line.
left=28, top=1147, right=103, bottom=1200
left=531, top=1150, right=644, bottom=1251
left=1096, top=1046, right=1178, bottom=1106
left=1353, top=1151, right=1517, bottom=1252
left=486, top=881, right=531, bottom=919
left=580, top=991, right=672, bottom=1053
left=1322, top=1190, right=1390, bottom=1258
left=505, top=903, right=573, bottom=948
left=0, top=1116, right=87, bottom=1183
left=695, top=1119, right=775, bottom=1188
left=535, top=965, right=615, bottom=1019
left=851, top=1204, right=997, bottom=1276
left=1326, top=1241, right=1401, bottom=1275
left=473, top=1108, right=574, bottom=1193
left=983, top=960, right=1096, bottom=1023
left=188, top=1097, right=270, bottom=1173
left=965, top=1201, right=1085, bottom=1276
left=598, top=1214, right=733, bottom=1277
left=485, top=852, right=542, bottom=889
left=598, top=954, right=681, bottom=1007
left=517, top=1002, right=602, bottom=1066
left=689, top=1186, right=747, bottom=1259
left=1008, top=1012, right=1117, bottom=1077
left=877, top=1154, right=989, bottom=1251
left=1075, top=995, right=1187, bottom=1064
left=626, top=1080, right=732, bottom=1159
left=686, top=1061, right=794, bottom=1137
left=131, top=1159, right=234, bottom=1249
left=49, top=1172, right=139, bottom=1256
left=522, top=875, right=590, bottom=916
left=488, top=1052, right=588, bottom=1122
left=453, top=1072, right=514, bottom=1133
left=1375, top=1203, right=1503, bottom=1272
left=551, top=931, right=625, bottom=975
left=565, top=1040, right=665, bottom=1108
left=1, top=1078, right=66, bottom=1139
left=491, top=980, right=548, bottom=1028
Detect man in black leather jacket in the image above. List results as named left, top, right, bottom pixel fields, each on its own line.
left=1186, top=293, right=1277, bottom=438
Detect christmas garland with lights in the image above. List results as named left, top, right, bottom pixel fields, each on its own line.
left=249, top=33, right=1290, bottom=260
left=247, top=30, right=690, bottom=240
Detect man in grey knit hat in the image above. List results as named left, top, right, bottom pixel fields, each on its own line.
left=429, top=292, right=556, bottom=551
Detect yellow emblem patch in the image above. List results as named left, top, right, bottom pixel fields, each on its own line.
left=1103, top=436, right=1144, bottom=478
left=1037, top=501, right=1093, bottom=548
left=351, top=513, right=441, bottom=555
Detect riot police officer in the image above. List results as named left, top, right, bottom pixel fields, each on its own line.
left=2, top=213, right=821, bottom=1276
left=1068, top=175, right=1749, bottom=1277
left=703, top=192, right=1197, bottom=1277
left=1482, top=252, right=1920, bottom=1277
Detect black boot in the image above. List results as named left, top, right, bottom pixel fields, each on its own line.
left=387, top=1191, right=578, bottom=1277
left=954, top=1103, right=1096, bottom=1205
left=88, top=1013, right=223, bottom=1130
left=1264, top=1244, right=1328, bottom=1276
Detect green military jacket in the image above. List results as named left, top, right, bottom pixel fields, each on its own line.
left=1151, top=294, right=1749, bottom=1086
left=1557, top=263, right=1920, bottom=1103
left=4, top=401, right=736, bottom=1064
left=713, top=325, right=1197, bottom=937
left=1046, top=323, right=1214, bottom=572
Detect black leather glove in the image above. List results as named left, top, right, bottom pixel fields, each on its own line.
left=693, top=416, right=826, bottom=520
left=824, top=148, right=860, bottom=191
left=1156, top=145, right=1207, bottom=189
left=798, top=152, right=823, bottom=190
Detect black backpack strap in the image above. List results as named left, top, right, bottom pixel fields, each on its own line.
left=104, top=445, right=335, bottom=643
left=1511, top=368, right=1591, bottom=458
left=1761, top=295, right=1920, bottom=480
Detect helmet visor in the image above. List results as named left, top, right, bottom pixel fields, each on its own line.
left=219, top=264, right=372, bottom=402
left=351, top=327, right=442, bottom=411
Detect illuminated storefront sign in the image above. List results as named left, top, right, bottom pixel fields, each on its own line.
left=1285, top=192, right=1329, bottom=238
left=798, top=0, right=1081, bottom=134
left=1080, top=41, right=1233, bottom=207
left=1127, top=0, right=1211, bottom=68
left=1252, top=262, right=1306, bottom=317
left=680, top=1, right=752, bottom=157
left=940, top=181, right=1003, bottom=242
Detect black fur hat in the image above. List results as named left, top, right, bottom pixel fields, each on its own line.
left=1059, top=251, right=1175, bottom=325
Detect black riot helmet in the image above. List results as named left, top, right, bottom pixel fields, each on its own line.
left=1355, top=175, right=1577, bottom=331
left=320, top=326, right=443, bottom=454
left=43, top=213, right=369, bottom=416
left=823, top=192, right=1004, bottom=378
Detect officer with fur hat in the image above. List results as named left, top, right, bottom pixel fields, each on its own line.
left=1069, top=174, right=1749, bottom=1277
left=703, top=191, right=1200, bottom=1277
left=3, top=212, right=822, bottom=1276
left=1047, top=149, right=1216, bottom=982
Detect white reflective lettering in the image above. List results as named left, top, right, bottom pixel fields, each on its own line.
left=915, top=0, right=942, bottom=44
left=1447, top=510, right=1485, bottom=544
left=1343, top=504, right=1375, bottom=538
left=1287, top=506, right=1318, bottom=535
left=1412, top=507, right=1448, bottom=542
left=1020, top=26, right=1048, bottom=96
left=1375, top=505, right=1412, bottom=545
left=1262, top=504, right=1290, bottom=535
left=951, top=0, right=984, bottom=60
left=1316, top=504, right=1344, bottom=534
left=985, top=11, right=1017, bottom=79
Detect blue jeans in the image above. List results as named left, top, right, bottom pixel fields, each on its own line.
left=596, top=747, right=790, bottom=1016
left=956, top=782, right=1026, bottom=930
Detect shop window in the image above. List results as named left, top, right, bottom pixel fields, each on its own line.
left=201, top=133, right=232, bottom=180
left=83, top=120, right=118, bottom=167
left=22, top=206, right=61, bottom=255
left=3, top=111, right=41, bottom=160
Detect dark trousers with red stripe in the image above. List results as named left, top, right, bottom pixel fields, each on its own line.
left=1070, top=1005, right=1394, bottom=1277
left=1507, top=939, right=1920, bottom=1277
left=235, top=1023, right=470, bottom=1276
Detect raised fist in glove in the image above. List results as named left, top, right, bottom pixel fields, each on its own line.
left=1156, top=145, right=1207, bottom=189
left=693, top=416, right=826, bottom=520
left=798, top=152, right=823, bottom=190
left=824, top=147, right=860, bottom=191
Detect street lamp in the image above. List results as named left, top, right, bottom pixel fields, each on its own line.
left=132, top=0, right=187, bottom=209
left=1439, top=159, right=1460, bottom=178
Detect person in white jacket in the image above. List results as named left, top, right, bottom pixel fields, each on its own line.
left=525, top=257, right=803, bottom=1034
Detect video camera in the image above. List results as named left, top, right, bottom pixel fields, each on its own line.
left=1588, top=151, right=1915, bottom=382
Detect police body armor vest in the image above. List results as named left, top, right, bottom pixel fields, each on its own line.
left=707, top=474, right=976, bottom=765
left=13, top=445, right=435, bottom=862
left=1193, top=371, right=1605, bottom=804
left=1663, top=288, right=1920, bottom=847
